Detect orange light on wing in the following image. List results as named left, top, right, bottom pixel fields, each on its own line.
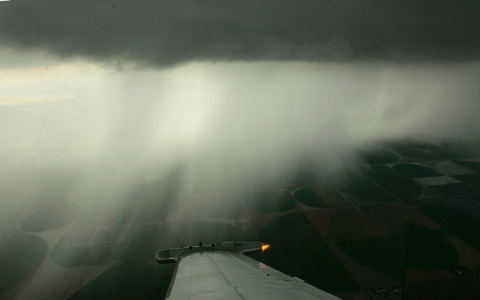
left=261, top=243, right=271, bottom=252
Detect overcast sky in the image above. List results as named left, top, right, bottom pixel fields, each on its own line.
left=1, top=0, right=479, bottom=67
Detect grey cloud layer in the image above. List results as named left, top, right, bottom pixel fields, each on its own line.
left=1, top=0, right=479, bottom=67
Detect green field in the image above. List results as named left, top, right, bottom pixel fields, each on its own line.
left=20, top=205, right=76, bottom=232
left=0, top=234, right=48, bottom=295
left=260, top=213, right=323, bottom=246
left=452, top=161, right=480, bottom=173
left=260, top=213, right=359, bottom=292
left=51, top=246, right=93, bottom=267
left=264, top=243, right=360, bottom=293
left=430, top=148, right=478, bottom=160
left=407, top=141, right=441, bottom=150
left=293, top=187, right=328, bottom=208
left=359, top=165, right=423, bottom=200
left=361, top=204, right=403, bottom=228
left=336, top=222, right=459, bottom=278
left=327, top=169, right=396, bottom=202
left=440, top=141, right=480, bottom=159
left=386, top=143, right=439, bottom=162
left=393, top=164, right=442, bottom=178
left=417, top=203, right=480, bottom=252
left=355, top=146, right=400, bottom=165
left=451, top=174, right=480, bottom=185
left=427, top=183, right=477, bottom=197
left=69, top=225, right=184, bottom=300
left=327, top=208, right=370, bottom=241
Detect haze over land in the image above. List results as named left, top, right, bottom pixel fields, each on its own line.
left=1, top=56, right=480, bottom=168
left=1, top=1, right=479, bottom=175
left=1, top=56, right=479, bottom=236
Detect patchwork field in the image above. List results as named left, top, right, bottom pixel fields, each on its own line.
left=1, top=139, right=480, bottom=300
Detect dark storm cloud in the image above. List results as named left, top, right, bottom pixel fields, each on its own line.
left=0, top=0, right=479, bottom=66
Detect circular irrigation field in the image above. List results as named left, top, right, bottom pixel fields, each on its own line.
left=293, top=187, right=328, bottom=208
left=326, top=169, right=396, bottom=203
left=0, top=234, right=48, bottom=295
left=393, top=164, right=442, bottom=178
left=355, top=146, right=400, bottom=165
left=20, top=205, right=77, bottom=232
